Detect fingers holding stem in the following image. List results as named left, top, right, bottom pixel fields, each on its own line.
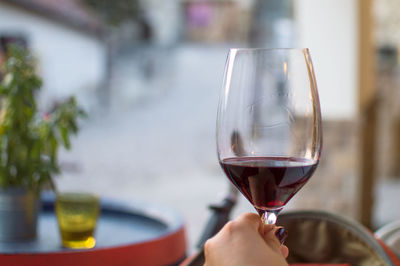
left=260, top=219, right=289, bottom=258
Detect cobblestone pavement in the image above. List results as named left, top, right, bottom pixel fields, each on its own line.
left=57, top=45, right=240, bottom=248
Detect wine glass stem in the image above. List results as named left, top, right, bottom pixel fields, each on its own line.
left=259, top=210, right=280, bottom=236
left=261, top=210, right=278, bottom=225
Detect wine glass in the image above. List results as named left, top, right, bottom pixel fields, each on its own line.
left=216, top=48, right=322, bottom=225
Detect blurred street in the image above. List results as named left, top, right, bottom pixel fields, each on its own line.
left=57, top=44, right=253, bottom=248
left=55, top=44, right=400, bottom=250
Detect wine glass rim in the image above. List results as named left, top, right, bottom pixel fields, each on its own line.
left=229, top=47, right=309, bottom=53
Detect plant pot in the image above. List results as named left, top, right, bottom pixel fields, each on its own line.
left=0, top=187, right=40, bottom=242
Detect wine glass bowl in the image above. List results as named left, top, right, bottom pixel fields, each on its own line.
left=217, top=48, right=322, bottom=225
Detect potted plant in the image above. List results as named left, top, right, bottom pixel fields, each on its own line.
left=0, top=46, right=85, bottom=241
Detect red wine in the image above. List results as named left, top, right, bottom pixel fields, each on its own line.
left=220, top=157, right=318, bottom=210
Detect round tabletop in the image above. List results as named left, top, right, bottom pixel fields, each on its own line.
left=0, top=194, right=187, bottom=266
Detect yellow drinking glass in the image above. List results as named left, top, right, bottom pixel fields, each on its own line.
left=56, top=192, right=100, bottom=249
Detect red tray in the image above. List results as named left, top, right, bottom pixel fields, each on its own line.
left=0, top=195, right=187, bottom=266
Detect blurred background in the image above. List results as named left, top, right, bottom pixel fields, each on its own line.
left=0, top=0, right=399, bottom=249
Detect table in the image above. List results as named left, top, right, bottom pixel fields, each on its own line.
left=0, top=194, right=187, bottom=266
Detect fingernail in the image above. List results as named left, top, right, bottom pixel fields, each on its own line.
left=275, top=227, right=288, bottom=244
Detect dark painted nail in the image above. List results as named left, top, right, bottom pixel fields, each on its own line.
left=275, top=227, right=288, bottom=244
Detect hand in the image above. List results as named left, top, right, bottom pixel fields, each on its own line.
left=204, top=213, right=289, bottom=266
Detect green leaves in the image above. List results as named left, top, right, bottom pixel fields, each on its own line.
left=0, top=45, right=85, bottom=190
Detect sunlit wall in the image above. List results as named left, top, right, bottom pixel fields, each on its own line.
left=294, top=0, right=358, bottom=120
